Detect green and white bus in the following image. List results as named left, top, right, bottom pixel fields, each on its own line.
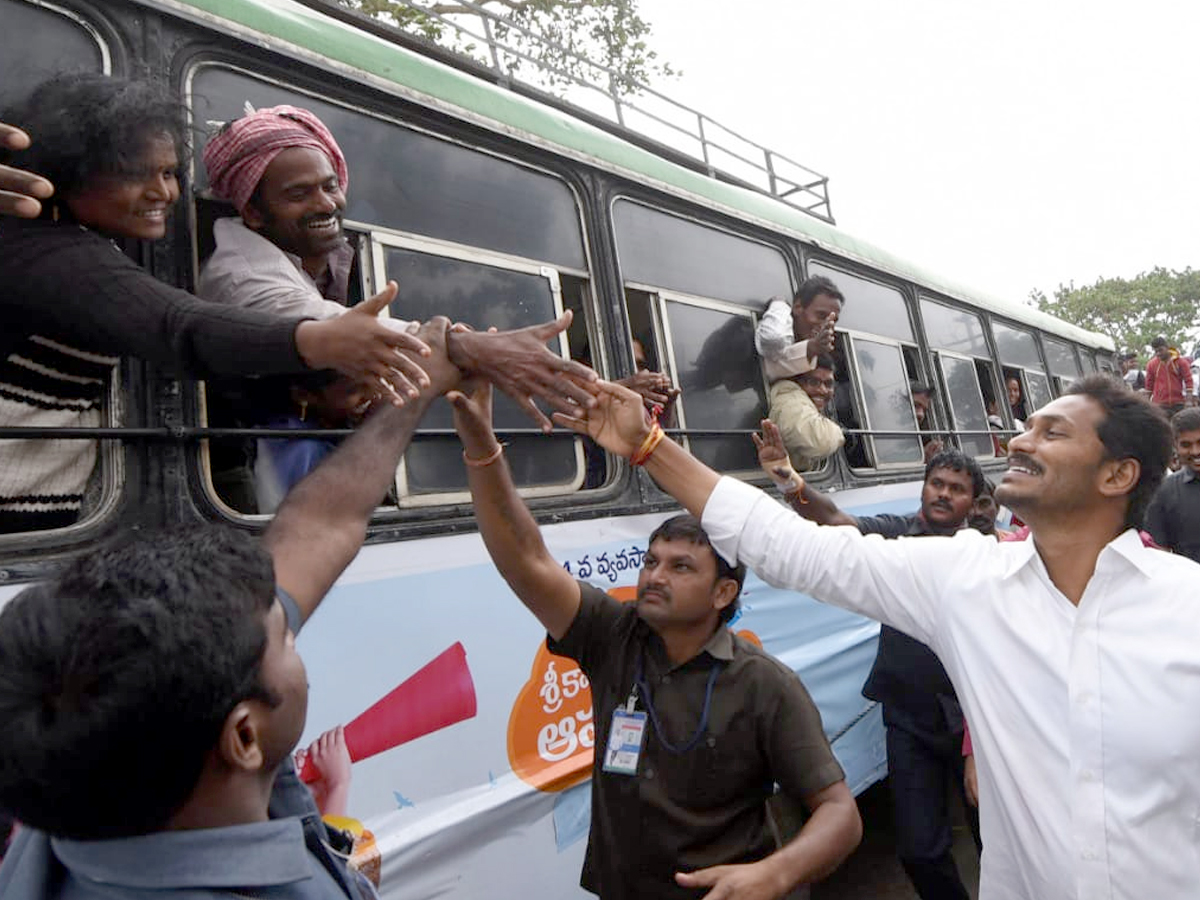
left=0, top=0, right=1113, bottom=896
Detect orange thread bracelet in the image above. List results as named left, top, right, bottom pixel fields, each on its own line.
left=630, top=424, right=665, bottom=466
left=463, top=443, right=505, bottom=467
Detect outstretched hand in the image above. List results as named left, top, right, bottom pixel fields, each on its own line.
left=448, top=310, right=598, bottom=433
left=552, top=380, right=652, bottom=457
left=807, top=312, right=837, bottom=359
left=448, top=377, right=497, bottom=459
left=675, top=860, right=789, bottom=900
left=0, top=123, right=54, bottom=219
left=294, top=281, right=433, bottom=406
left=753, top=419, right=801, bottom=491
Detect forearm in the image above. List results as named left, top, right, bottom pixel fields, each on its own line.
left=760, top=792, right=861, bottom=890
left=789, top=481, right=853, bottom=527
left=264, top=393, right=434, bottom=620
left=641, top=437, right=723, bottom=518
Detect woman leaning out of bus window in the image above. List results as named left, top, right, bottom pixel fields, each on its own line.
left=0, top=74, right=431, bottom=535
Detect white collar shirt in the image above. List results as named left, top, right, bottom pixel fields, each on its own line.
left=701, top=475, right=1200, bottom=900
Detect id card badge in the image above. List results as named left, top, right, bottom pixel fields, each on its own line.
left=602, top=708, right=647, bottom=776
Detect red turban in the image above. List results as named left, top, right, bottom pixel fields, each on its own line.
left=202, top=105, right=348, bottom=215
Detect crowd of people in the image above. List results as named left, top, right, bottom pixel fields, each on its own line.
left=1, top=72, right=1200, bottom=900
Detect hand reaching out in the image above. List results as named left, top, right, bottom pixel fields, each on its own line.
left=807, top=312, right=837, bottom=359
left=753, top=419, right=803, bottom=493
left=551, top=380, right=652, bottom=457
left=0, top=123, right=54, bottom=218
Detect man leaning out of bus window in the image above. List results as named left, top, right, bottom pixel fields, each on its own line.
left=197, top=103, right=595, bottom=439
left=0, top=319, right=466, bottom=900
left=754, top=275, right=843, bottom=385
left=766, top=353, right=844, bottom=471
left=447, top=376, right=861, bottom=900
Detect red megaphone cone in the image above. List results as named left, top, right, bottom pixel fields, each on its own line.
left=299, top=642, right=476, bottom=782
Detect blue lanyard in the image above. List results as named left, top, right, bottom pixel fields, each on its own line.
left=634, top=650, right=721, bottom=756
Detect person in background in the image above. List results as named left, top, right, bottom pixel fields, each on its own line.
left=1005, top=376, right=1026, bottom=427
left=757, top=428, right=982, bottom=900
left=766, top=354, right=844, bottom=471
left=755, top=276, right=843, bottom=384
left=910, top=381, right=945, bottom=463
left=1144, top=407, right=1200, bottom=564
left=450, top=377, right=861, bottom=900
left=1120, top=352, right=1146, bottom=392
left=1145, top=336, right=1195, bottom=419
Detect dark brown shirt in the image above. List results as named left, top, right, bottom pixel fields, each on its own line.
left=549, top=582, right=843, bottom=900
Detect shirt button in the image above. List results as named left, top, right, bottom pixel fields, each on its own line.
left=644, top=768, right=655, bottom=780
left=1081, top=848, right=1097, bottom=861
left=1080, top=770, right=1095, bottom=782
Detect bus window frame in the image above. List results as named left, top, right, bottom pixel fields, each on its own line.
left=839, top=328, right=925, bottom=471
left=366, top=226, right=587, bottom=507
left=931, top=349, right=996, bottom=460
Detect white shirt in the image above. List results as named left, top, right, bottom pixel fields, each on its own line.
left=701, top=476, right=1200, bottom=900
left=754, top=297, right=817, bottom=383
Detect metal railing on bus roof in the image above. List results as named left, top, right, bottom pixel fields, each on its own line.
left=308, top=0, right=834, bottom=223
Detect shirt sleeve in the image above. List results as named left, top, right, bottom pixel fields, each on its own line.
left=546, top=582, right=626, bottom=676
left=761, top=662, right=845, bottom=801
left=202, top=263, right=349, bottom=320
left=768, top=381, right=844, bottom=469
left=3, top=224, right=308, bottom=377
left=700, top=476, right=954, bottom=647
left=1144, top=359, right=1158, bottom=393
left=754, top=297, right=794, bottom=358
left=277, top=585, right=304, bottom=635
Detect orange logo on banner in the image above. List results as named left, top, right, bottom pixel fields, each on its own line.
left=507, top=585, right=761, bottom=792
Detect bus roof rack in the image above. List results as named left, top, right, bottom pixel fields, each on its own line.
left=301, top=0, right=835, bottom=224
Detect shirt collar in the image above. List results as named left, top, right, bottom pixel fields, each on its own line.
left=51, top=818, right=314, bottom=890
left=641, top=621, right=736, bottom=668
left=1181, top=466, right=1199, bottom=483
left=999, top=527, right=1156, bottom=580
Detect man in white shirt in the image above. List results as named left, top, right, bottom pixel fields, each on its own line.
left=754, top=276, right=842, bottom=384
left=553, top=374, right=1194, bottom=900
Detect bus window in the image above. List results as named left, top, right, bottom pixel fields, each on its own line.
left=993, top=321, right=1050, bottom=417
left=612, top=201, right=789, bottom=474
left=0, top=0, right=108, bottom=111
left=1025, top=371, right=1053, bottom=412
left=809, top=261, right=914, bottom=343
left=1043, top=337, right=1082, bottom=395
left=844, top=336, right=924, bottom=467
left=921, top=298, right=995, bottom=458
left=374, top=235, right=585, bottom=503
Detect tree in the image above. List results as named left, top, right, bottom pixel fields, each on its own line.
left=332, top=0, right=676, bottom=97
left=1029, top=267, right=1200, bottom=358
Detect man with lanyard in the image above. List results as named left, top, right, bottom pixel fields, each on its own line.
left=554, top=375, right=1197, bottom=900
left=757, top=423, right=983, bottom=900
left=445, top=379, right=861, bottom=900
left=0, top=319, right=503, bottom=899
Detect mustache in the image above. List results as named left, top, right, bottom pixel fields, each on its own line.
left=638, top=586, right=670, bottom=602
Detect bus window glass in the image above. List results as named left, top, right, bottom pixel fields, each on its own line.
left=1026, top=371, right=1053, bottom=413
left=612, top=200, right=790, bottom=305
left=992, top=321, right=1042, bottom=369
left=189, top=66, right=585, bottom=269
left=1043, top=337, right=1081, bottom=379
left=808, top=262, right=913, bottom=342
left=379, top=243, right=581, bottom=497
left=849, top=337, right=923, bottom=466
left=662, top=298, right=764, bottom=472
left=920, top=300, right=988, bottom=358
left=1083, top=351, right=1098, bottom=373
left=0, top=0, right=106, bottom=110
left=936, top=354, right=992, bottom=458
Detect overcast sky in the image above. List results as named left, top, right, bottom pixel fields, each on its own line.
left=631, top=0, right=1200, bottom=306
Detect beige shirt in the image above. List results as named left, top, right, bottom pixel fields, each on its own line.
left=768, top=379, right=844, bottom=471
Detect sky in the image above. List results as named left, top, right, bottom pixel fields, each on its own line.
left=629, top=0, right=1200, bottom=308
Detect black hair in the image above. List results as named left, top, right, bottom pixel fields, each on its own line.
left=979, top=476, right=997, bottom=498
left=0, top=526, right=279, bottom=840
left=794, top=275, right=845, bottom=308
left=1064, top=374, right=1172, bottom=529
left=805, top=354, right=836, bottom=373
left=924, top=448, right=985, bottom=499
left=647, top=514, right=746, bottom=623
left=910, top=380, right=935, bottom=397
left=1172, top=407, right=1200, bottom=436
left=1, top=74, right=188, bottom=215
left=1150, top=336, right=1167, bottom=349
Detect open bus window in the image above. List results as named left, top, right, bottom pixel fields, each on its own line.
left=373, top=234, right=584, bottom=504
left=844, top=336, right=923, bottom=467
left=921, top=298, right=1000, bottom=458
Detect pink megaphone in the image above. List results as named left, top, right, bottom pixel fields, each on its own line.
left=299, top=642, right=477, bottom=783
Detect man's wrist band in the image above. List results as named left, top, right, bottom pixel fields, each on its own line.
left=463, top=443, right=505, bottom=467
left=630, top=424, right=665, bottom=466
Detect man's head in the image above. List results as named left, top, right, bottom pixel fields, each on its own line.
left=1120, top=352, right=1138, bottom=374
left=796, top=354, right=836, bottom=412
left=968, top=477, right=1000, bottom=535
left=997, top=374, right=1171, bottom=530
left=632, top=337, right=650, bottom=372
left=1172, top=407, right=1200, bottom=476
left=638, top=515, right=746, bottom=630
left=910, top=381, right=935, bottom=428
left=791, top=276, right=844, bottom=342
left=5, top=74, right=186, bottom=239
left=0, top=527, right=306, bottom=840
left=203, top=106, right=348, bottom=272
left=1151, top=336, right=1171, bottom=361
left=920, top=448, right=984, bottom=530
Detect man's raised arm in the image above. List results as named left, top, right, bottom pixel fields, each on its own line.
left=753, top=419, right=856, bottom=527
left=263, top=316, right=461, bottom=624
left=449, top=378, right=581, bottom=640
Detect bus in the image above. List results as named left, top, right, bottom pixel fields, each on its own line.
left=0, top=0, right=1114, bottom=896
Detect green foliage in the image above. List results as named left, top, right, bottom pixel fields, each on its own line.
left=1029, top=267, right=1200, bottom=358
left=332, top=0, right=676, bottom=97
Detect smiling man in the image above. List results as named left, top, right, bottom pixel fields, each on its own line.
left=1144, top=407, right=1200, bottom=564
left=555, top=373, right=1197, bottom=900
left=447, top=379, right=861, bottom=900
left=755, top=434, right=984, bottom=900
left=766, top=354, right=845, bottom=472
